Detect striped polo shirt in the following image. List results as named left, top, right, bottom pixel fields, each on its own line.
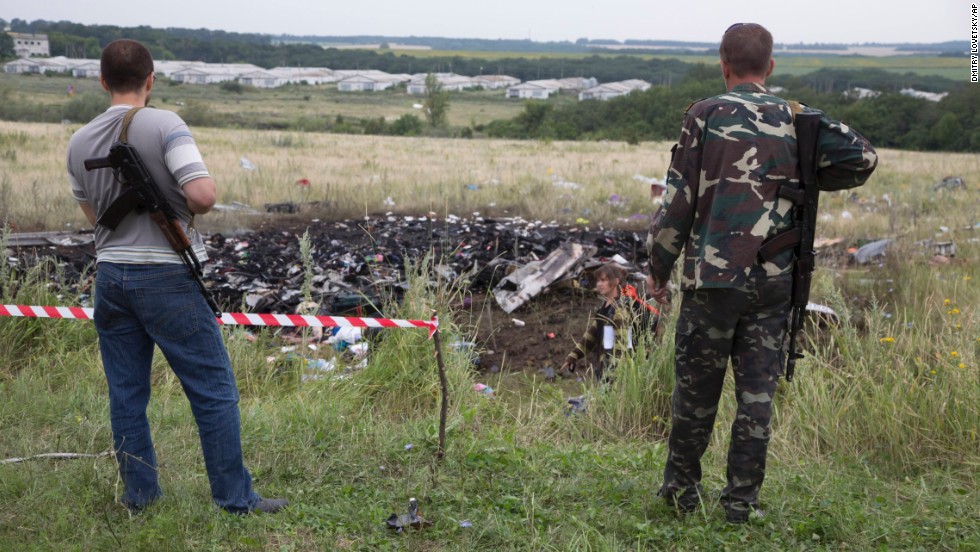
left=67, top=105, right=210, bottom=264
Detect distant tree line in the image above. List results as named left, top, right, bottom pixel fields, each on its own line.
left=276, top=34, right=594, bottom=53
left=771, top=68, right=956, bottom=94
left=5, top=19, right=693, bottom=83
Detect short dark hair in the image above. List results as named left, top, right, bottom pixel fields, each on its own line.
left=719, top=23, right=773, bottom=78
left=100, top=39, right=154, bottom=94
left=594, top=263, right=625, bottom=283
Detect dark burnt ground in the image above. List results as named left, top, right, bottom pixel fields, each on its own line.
left=9, top=214, right=642, bottom=376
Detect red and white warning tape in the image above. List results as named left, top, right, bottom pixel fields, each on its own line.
left=0, top=304, right=438, bottom=337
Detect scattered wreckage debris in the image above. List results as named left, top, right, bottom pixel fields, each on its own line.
left=851, top=238, right=893, bottom=264
left=4, top=214, right=888, bottom=374
left=4, top=215, right=648, bottom=376
left=852, top=235, right=966, bottom=266
left=805, top=302, right=840, bottom=327
left=6, top=213, right=650, bottom=315
left=385, top=498, right=432, bottom=532
left=633, top=174, right=668, bottom=202
left=4, top=230, right=94, bottom=248
left=916, top=239, right=956, bottom=259
left=932, top=176, right=965, bottom=191
left=211, top=202, right=261, bottom=215
left=493, top=240, right=597, bottom=314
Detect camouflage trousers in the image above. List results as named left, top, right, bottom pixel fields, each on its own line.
left=659, top=267, right=791, bottom=512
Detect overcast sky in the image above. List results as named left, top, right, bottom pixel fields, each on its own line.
left=3, top=0, right=965, bottom=44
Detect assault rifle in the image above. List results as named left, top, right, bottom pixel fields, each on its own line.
left=84, top=142, right=221, bottom=316
left=758, top=111, right=822, bottom=381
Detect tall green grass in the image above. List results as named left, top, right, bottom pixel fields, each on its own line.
left=1, top=214, right=977, bottom=551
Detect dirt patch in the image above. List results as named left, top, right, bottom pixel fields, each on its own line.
left=457, top=289, right=596, bottom=375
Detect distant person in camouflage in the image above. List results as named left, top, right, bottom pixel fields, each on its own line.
left=558, top=263, right=657, bottom=382
left=645, top=23, right=877, bottom=523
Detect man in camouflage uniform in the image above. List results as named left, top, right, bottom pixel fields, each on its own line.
left=645, top=23, right=877, bottom=523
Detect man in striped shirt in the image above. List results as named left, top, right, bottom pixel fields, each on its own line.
left=66, top=39, right=286, bottom=515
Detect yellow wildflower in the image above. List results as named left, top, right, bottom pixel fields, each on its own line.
left=950, top=351, right=959, bottom=358
left=929, top=369, right=937, bottom=375
left=959, top=363, right=966, bottom=369
left=880, top=337, right=895, bottom=344
left=944, top=298, right=951, bottom=306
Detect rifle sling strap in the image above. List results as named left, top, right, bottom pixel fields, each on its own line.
left=758, top=101, right=809, bottom=263
left=118, top=106, right=143, bottom=143
left=98, top=107, right=146, bottom=230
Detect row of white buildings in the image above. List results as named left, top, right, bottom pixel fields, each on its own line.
left=507, top=78, right=651, bottom=100
left=3, top=56, right=652, bottom=101
left=842, top=86, right=948, bottom=103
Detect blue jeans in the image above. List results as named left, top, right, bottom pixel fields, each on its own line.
left=94, top=262, right=259, bottom=513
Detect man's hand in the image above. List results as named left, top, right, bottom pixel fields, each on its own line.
left=646, top=274, right=670, bottom=305
left=558, top=360, right=576, bottom=378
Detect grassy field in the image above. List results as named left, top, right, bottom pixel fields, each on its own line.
left=0, top=72, right=533, bottom=129
left=0, top=119, right=978, bottom=549
left=0, top=120, right=667, bottom=232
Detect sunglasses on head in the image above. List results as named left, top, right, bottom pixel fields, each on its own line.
left=725, top=23, right=746, bottom=34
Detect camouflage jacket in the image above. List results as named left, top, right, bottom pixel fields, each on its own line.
left=565, top=294, right=641, bottom=366
left=646, top=82, right=878, bottom=290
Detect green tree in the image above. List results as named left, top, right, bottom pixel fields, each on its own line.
left=390, top=114, right=423, bottom=136
left=515, top=101, right=552, bottom=138
left=422, top=73, right=450, bottom=128
left=929, top=112, right=964, bottom=151
left=0, top=32, right=14, bottom=59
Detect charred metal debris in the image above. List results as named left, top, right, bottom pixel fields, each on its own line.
left=4, top=215, right=651, bottom=316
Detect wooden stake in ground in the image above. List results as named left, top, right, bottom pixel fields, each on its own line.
left=430, top=312, right=448, bottom=459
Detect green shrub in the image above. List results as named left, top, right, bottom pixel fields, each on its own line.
left=219, top=80, right=245, bottom=94
left=390, top=114, right=423, bottom=136
left=60, top=93, right=107, bottom=124
left=178, top=101, right=224, bottom=127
